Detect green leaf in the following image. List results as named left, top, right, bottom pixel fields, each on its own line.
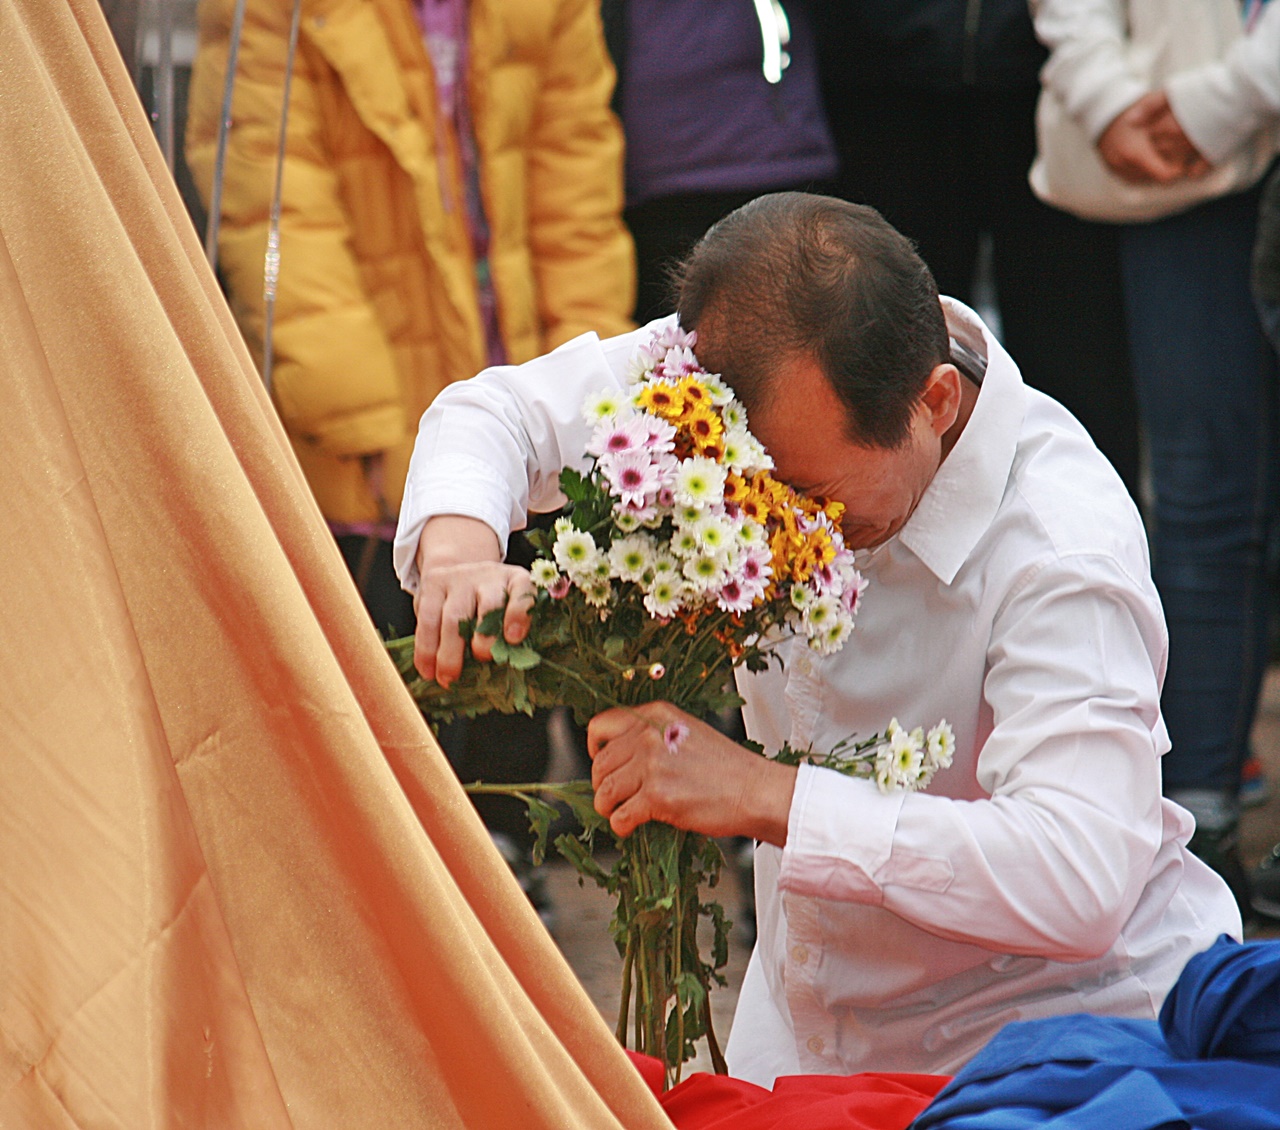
left=554, top=832, right=611, bottom=885
left=559, top=467, right=593, bottom=503
left=504, top=643, right=542, bottom=670
left=602, top=635, right=628, bottom=660
left=476, top=607, right=505, bottom=638
left=521, top=795, right=558, bottom=866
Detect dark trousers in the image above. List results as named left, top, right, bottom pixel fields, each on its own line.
left=337, top=533, right=550, bottom=851
left=1120, top=185, right=1279, bottom=801
left=825, top=85, right=1141, bottom=501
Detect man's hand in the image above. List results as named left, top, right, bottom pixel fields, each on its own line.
left=412, top=516, right=536, bottom=686
left=1097, top=91, right=1207, bottom=184
left=587, top=702, right=797, bottom=845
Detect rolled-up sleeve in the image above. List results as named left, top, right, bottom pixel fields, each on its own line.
left=393, top=323, right=664, bottom=591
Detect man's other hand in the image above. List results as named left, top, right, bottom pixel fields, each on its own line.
left=412, top=516, right=536, bottom=686
left=587, top=702, right=797, bottom=845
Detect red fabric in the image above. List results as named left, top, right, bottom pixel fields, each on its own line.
left=625, top=1053, right=950, bottom=1130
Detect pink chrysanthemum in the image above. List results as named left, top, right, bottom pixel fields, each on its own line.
left=601, top=449, right=665, bottom=508
left=587, top=412, right=652, bottom=458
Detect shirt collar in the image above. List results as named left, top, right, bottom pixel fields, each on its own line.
left=896, top=298, right=1027, bottom=585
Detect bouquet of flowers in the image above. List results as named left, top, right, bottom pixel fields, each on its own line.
left=388, top=325, right=953, bottom=1083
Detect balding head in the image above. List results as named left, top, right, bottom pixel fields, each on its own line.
left=674, top=193, right=950, bottom=450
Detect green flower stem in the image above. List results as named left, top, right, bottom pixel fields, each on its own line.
left=617, top=932, right=634, bottom=1046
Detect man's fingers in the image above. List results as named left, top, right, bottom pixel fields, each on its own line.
left=608, top=794, right=651, bottom=838
left=587, top=706, right=643, bottom=761
left=435, top=587, right=477, bottom=686
left=469, top=580, right=514, bottom=662
left=412, top=582, right=445, bottom=680
left=593, top=759, right=645, bottom=819
left=502, top=575, right=537, bottom=643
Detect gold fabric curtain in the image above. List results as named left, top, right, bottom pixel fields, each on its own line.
left=0, top=2, right=668, bottom=1125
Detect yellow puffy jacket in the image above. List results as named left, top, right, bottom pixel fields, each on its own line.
left=186, top=0, right=634, bottom=523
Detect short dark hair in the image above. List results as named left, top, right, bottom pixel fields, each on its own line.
left=674, top=193, right=950, bottom=449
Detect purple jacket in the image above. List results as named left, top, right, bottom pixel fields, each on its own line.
left=619, top=0, right=836, bottom=206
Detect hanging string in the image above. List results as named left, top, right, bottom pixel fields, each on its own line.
left=203, top=0, right=248, bottom=270
left=260, top=0, right=304, bottom=397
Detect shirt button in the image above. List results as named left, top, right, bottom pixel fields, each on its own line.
left=790, top=945, right=809, bottom=965
left=807, top=1036, right=825, bottom=1055
left=796, top=656, right=813, bottom=677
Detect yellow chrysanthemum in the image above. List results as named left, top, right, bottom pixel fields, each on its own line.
left=674, top=376, right=713, bottom=412
left=686, top=406, right=727, bottom=455
left=723, top=473, right=749, bottom=504
left=636, top=382, right=685, bottom=420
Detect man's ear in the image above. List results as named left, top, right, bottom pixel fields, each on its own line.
left=920, top=363, right=963, bottom=437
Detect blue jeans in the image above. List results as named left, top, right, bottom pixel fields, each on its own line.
left=1121, top=186, right=1279, bottom=806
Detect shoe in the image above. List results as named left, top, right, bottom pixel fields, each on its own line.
left=1241, top=754, right=1271, bottom=809
left=490, top=831, right=557, bottom=933
left=1187, top=821, right=1253, bottom=925
left=1250, top=842, right=1280, bottom=923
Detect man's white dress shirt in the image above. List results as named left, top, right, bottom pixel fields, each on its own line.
left=394, top=300, right=1240, bottom=1085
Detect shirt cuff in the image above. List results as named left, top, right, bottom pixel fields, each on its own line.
left=392, top=453, right=519, bottom=593
left=777, top=763, right=907, bottom=905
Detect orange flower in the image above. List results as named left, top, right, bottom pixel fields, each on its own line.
left=723, top=473, right=749, bottom=504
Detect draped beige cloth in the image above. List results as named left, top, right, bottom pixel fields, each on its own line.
left=0, top=2, right=669, bottom=1125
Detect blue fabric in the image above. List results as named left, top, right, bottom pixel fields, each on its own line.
left=1161, top=935, right=1280, bottom=1064
left=913, top=937, right=1280, bottom=1129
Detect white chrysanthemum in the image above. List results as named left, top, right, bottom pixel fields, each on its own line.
left=682, top=552, right=726, bottom=592
left=674, top=504, right=703, bottom=527
left=581, top=577, right=614, bottom=608
left=721, top=425, right=756, bottom=474
left=700, top=374, right=734, bottom=406
left=873, top=719, right=924, bottom=792
left=790, top=583, right=814, bottom=610
left=808, top=612, right=854, bottom=655
left=803, top=595, right=843, bottom=634
left=804, top=594, right=840, bottom=627
left=614, top=509, right=642, bottom=533
left=529, top=559, right=561, bottom=589
left=925, top=721, right=955, bottom=772
left=625, top=350, right=660, bottom=385
left=738, top=519, right=768, bottom=549
left=650, top=553, right=679, bottom=578
left=643, top=575, right=685, bottom=618
left=553, top=527, right=598, bottom=576
left=720, top=399, right=747, bottom=430
left=694, top=514, right=734, bottom=555
left=673, top=457, right=727, bottom=509
left=608, top=534, right=657, bottom=582
left=581, top=389, right=630, bottom=426
left=671, top=526, right=700, bottom=559
left=554, top=516, right=574, bottom=537
left=736, top=433, right=774, bottom=474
